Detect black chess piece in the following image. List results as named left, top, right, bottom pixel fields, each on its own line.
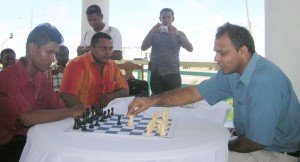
left=103, top=111, right=107, bottom=120
left=111, top=107, right=114, bottom=115
left=95, top=116, right=100, bottom=126
left=91, top=105, right=96, bottom=120
left=73, top=117, right=79, bottom=129
left=100, top=115, right=105, bottom=122
left=117, top=116, right=122, bottom=125
left=82, top=112, right=87, bottom=131
left=107, top=109, right=111, bottom=118
left=89, top=121, right=94, bottom=129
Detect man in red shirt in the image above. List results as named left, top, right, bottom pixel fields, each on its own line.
left=0, top=23, right=87, bottom=162
left=60, top=32, right=129, bottom=108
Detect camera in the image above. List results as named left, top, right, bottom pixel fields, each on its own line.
left=159, top=26, right=168, bottom=32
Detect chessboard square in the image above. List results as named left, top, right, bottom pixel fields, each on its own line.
left=111, top=125, right=123, bottom=128
left=129, top=132, right=143, bottom=135
left=142, top=117, right=151, bottom=120
left=134, top=126, right=146, bottom=130
left=138, top=122, right=148, bottom=126
left=86, top=129, right=94, bottom=132
left=103, top=122, right=115, bottom=126
left=110, top=118, right=118, bottom=121
left=120, top=128, right=132, bottom=132
left=154, top=133, right=160, bottom=136
left=96, top=127, right=109, bottom=131
left=105, top=130, right=118, bottom=134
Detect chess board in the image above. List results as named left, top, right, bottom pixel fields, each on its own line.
left=64, top=114, right=177, bottom=138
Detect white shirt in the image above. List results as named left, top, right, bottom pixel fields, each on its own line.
left=80, top=24, right=122, bottom=51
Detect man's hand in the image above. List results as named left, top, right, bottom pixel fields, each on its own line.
left=99, top=94, right=114, bottom=107
left=149, top=23, right=162, bottom=33
left=70, top=104, right=90, bottom=118
left=127, top=97, right=156, bottom=116
left=229, top=136, right=264, bottom=153
left=167, top=24, right=180, bottom=36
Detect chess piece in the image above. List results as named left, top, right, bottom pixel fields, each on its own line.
left=95, top=116, right=100, bottom=126
left=117, top=116, right=122, bottom=125
left=111, top=107, right=114, bottom=115
left=82, top=112, right=87, bottom=131
left=100, top=115, right=105, bottom=122
left=128, top=115, right=134, bottom=127
left=107, top=109, right=111, bottom=118
left=103, top=111, right=107, bottom=120
left=89, top=121, right=94, bottom=129
left=73, top=117, right=79, bottom=129
left=160, top=122, right=166, bottom=137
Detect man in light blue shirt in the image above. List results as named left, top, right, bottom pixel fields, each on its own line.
left=127, top=22, right=300, bottom=162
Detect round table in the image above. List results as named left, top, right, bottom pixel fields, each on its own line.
left=20, top=97, right=230, bottom=162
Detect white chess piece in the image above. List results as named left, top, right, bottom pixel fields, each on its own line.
left=128, top=115, right=134, bottom=127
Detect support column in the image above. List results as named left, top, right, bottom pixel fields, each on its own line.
left=265, top=0, right=300, bottom=99
left=81, top=0, right=110, bottom=40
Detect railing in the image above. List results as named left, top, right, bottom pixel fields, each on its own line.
left=115, top=60, right=219, bottom=86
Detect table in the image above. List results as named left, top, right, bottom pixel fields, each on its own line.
left=20, top=97, right=230, bottom=162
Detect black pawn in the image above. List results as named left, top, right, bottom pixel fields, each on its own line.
left=82, top=112, right=87, bottom=131
left=95, top=116, right=100, bottom=126
left=103, top=111, right=107, bottom=119
left=73, top=117, right=79, bottom=129
left=111, top=107, right=114, bottom=115
left=100, top=115, right=105, bottom=122
left=89, top=121, right=94, bottom=129
left=107, top=109, right=111, bottom=118
left=117, top=116, right=122, bottom=125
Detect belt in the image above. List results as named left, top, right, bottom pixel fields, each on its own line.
left=281, top=151, right=300, bottom=158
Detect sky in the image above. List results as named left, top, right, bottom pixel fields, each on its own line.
left=0, top=0, right=264, bottom=62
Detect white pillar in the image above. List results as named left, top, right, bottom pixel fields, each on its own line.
left=265, top=0, right=300, bottom=99
left=81, top=0, right=110, bottom=39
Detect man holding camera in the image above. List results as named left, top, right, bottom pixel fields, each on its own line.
left=141, top=8, right=193, bottom=95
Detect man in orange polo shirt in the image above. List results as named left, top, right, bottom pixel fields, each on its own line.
left=59, top=32, right=129, bottom=108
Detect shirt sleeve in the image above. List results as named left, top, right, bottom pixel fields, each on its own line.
left=59, top=60, right=84, bottom=96
left=114, top=66, right=129, bottom=90
left=111, top=27, right=122, bottom=51
left=196, top=70, right=232, bottom=105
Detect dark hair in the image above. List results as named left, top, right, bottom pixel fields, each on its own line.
left=216, top=22, right=255, bottom=55
left=91, top=32, right=112, bottom=47
left=59, top=45, right=69, bottom=54
left=1, top=48, right=15, bottom=59
left=86, top=5, right=102, bottom=16
left=26, top=23, right=63, bottom=51
left=160, top=8, right=174, bottom=16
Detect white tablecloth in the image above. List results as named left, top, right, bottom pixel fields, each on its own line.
left=20, top=97, right=230, bottom=162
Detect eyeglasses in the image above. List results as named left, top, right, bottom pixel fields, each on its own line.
left=95, top=46, right=113, bottom=52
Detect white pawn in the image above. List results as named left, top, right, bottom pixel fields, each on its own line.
left=128, top=115, right=134, bottom=127
left=159, top=120, right=166, bottom=137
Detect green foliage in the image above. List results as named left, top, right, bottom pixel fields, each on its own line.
left=191, top=79, right=198, bottom=85
left=225, top=98, right=234, bottom=121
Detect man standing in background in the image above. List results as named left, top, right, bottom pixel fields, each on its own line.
left=141, top=8, right=193, bottom=95
left=77, top=4, right=123, bottom=60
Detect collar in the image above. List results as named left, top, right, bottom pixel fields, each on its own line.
left=93, top=24, right=110, bottom=33
left=16, top=57, right=44, bottom=86
left=86, top=51, right=111, bottom=67
left=239, top=52, right=260, bottom=86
